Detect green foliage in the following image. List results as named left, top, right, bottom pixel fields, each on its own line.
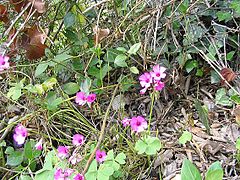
left=181, top=159, right=201, bottom=180
left=236, top=138, right=240, bottom=150
left=135, top=135, right=162, bottom=155
left=205, top=161, right=223, bottom=180
left=85, top=150, right=126, bottom=180
left=127, top=42, right=141, bottom=55
left=179, top=131, right=192, bottom=145
left=62, top=82, right=80, bottom=95
left=215, top=88, right=233, bottom=107
left=181, top=159, right=223, bottom=180
left=195, top=100, right=210, bottom=133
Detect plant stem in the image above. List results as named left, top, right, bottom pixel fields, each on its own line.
left=148, top=92, right=155, bottom=134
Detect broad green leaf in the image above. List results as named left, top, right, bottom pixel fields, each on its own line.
left=185, top=60, right=198, bottom=73
left=7, top=87, right=22, bottom=100
left=211, top=70, right=221, bottom=84
left=195, top=99, right=210, bottom=133
left=181, top=159, right=201, bottom=180
left=105, top=150, right=114, bottom=161
left=42, top=77, right=57, bottom=91
left=130, top=66, right=139, bottom=74
left=114, top=54, right=128, bottom=67
left=53, top=53, right=72, bottom=63
left=115, top=152, right=126, bottom=165
left=6, top=151, right=24, bottom=166
left=35, top=63, right=48, bottom=77
left=35, top=170, right=55, bottom=180
left=196, top=68, right=203, bottom=77
left=80, top=78, right=91, bottom=94
left=85, top=160, right=97, bottom=180
left=145, top=137, right=162, bottom=155
left=205, top=161, right=223, bottom=180
left=236, top=138, right=240, bottom=150
left=64, top=12, right=76, bottom=28
left=5, top=147, right=14, bottom=154
left=215, top=88, right=232, bottom=106
left=116, top=47, right=127, bottom=52
left=227, top=51, right=235, bottom=61
left=216, top=11, right=232, bottom=22
left=98, top=164, right=114, bottom=177
left=135, top=139, right=147, bottom=154
left=179, top=131, right=192, bottom=144
left=20, top=175, right=32, bottom=180
left=24, top=141, right=33, bottom=160
left=63, top=82, right=80, bottom=95
left=178, top=0, right=189, bottom=14
left=230, top=0, right=240, bottom=15
left=127, top=42, right=141, bottom=55
left=231, top=95, right=240, bottom=104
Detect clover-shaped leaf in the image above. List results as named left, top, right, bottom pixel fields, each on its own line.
left=135, top=136, right=162, bottom=155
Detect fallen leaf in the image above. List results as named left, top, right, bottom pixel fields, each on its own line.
left=25, top=43, right=47, bottom=60
left=28, top=0, right=45, bottom=13
left=10, top=0, right=27, bottom=13
left=0, top=5, right=9, bottom=23
left=93, top=25, right=110, bottom=45
left=233, top=105, right=240, bottom=125
left=220, top=68, right=236, bottom=83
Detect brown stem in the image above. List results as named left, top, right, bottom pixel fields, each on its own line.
left=82, top=84, right=119, bottom=175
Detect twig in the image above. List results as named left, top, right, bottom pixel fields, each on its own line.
left=3, top=2, right=32, bottom=37
left=82, top=84, right=119, bottom=175
left=83, top=0, right=110, bottom=14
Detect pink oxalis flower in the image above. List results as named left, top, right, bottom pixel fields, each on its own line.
left=74, top=173, right=85, bottom=180
left=96, top=149, right=106, bottom=163
left=57, top=146, right=69, bottom=159
left=75, top=92, right=96, bottom=106
left=75, top=92, right=87, bottom=106
left=54, top=168, right=74, bottom=180
left=122, top=117, right=131, bottom=127
left=72, top=134, right=85, bottom=146
left=86, top=93, right=96, bottom=103
left=139, top=64, right=166, bottom=94
left=35, top=138, right=43, bottom=150
left=0, top=54, right=10, bottom=71
left=130, top=116, right=147, bottom=133
left=150, top=64, right=166, bottom=81
left=13, top=124, right=28, bottom=145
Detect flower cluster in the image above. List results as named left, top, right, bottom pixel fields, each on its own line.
left=75, top=92, right=96, bottom=106
left=13, top=124, right=28, bottom=146
left=139, top=64, right=166, bottom=94
left=0, top=54, right=10, bottom=71
left=121, top=116, right=147, bottom=133
left=54, top=168, right=84, bottom=180
left=96, top=150, right=106, bottom=163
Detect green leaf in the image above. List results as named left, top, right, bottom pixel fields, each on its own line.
left=130, top=66, right=139, bottom=74
left=211, top=70, right=221, bottom=84
left=231, top=95, right=240, bottom=104
left=98, top=164, right=114, bottom=177
left=105, top=150, right=114, bottom=161
left=215, top=88, right=232, bottom=106
left=35, top=63, right=48, bottom=77
left=135, top=139, right=147, bottom=154
left=230, top=1, right=240, bottom=15
left=64, top=12, right=76, bottom=28
left=80, top=78, right=91, bottom=94
left=42, top=77, right=57, bottom=91
left=6, top=150, right=24, bottom=166
left=24, top=141, right=33, bottom=160
left=178, top=0, right=189, bottom=14
left=35, top=170, right=55, bottom=180
left=226, top=51, right=235, bottom=61
left=115, top=152, right=126, bottom=165
left=181, top=159, right=201, bottom=180
left=196, top=68, right=203, bottom=77
left=63, top=82, right=79, bottom=95
left=205, top=161, right=223, bottom=180
left=195, top=99, right=210, bottom=133
left=127, top=42, right=141, bottom=55
left=20, top=175, right=32, bottom=180
left=236, top=138, right=240, bottom=150
left=185, top=60, right=198, bottom=73
left=135, top=136, right=162, bottom=155
left=53, top=53, right=72, bottom=63
left=216, top=11, right=232, bottom=22
left=114, top=54, right=128, bottom=67
left=179, top=131, right=192, bottom=144
left=5, top=147, right=14, bottom=154
left=85, top=160, right=98, bottom=180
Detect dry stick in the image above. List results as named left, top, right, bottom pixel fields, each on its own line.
left=82, top=84, right=119, bottom=175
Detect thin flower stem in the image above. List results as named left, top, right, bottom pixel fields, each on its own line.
left=148, top=92, right=155, bottom=134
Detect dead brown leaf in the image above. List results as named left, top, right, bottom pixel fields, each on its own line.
left=93, top=26, right=110, bottom=45
left=0, top=5, right=9, bottom=23
left=28, top=0, right=45, bottom=13
left=220, top=68, right=236, bottom=83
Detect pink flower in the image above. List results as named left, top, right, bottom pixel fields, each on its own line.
left=140, top=87, right=148, bottom=95
left=130, top=116, right=147, bottom=133
left=150, top=64, right=166, bottom=81
left=13, top=124, right=28, bottom=145
left=96, top=150, right=106, bottom=163
left=154, top=81, right=165, bottom=91
left=122, top=117, right=131, bottom=127
left=86, top=93, right=96, bottom=103
left=139, top=72, right=152, bottom=88
left=64, top=169, right=74, bottom=177
left=69, top=152, right=82, bottom=165
left=54, top=168, right=65, bottom=180
left=74, top=173, right=85, bottom=180
left=72, top=134, right=85, bottom=146
left=35, top=138, right=43, bottom=150
left=0, top=54, right=10, bottom=71
left=75, top=92, right=87, bottom=106
left=57, top=146, right=69, bottom=159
